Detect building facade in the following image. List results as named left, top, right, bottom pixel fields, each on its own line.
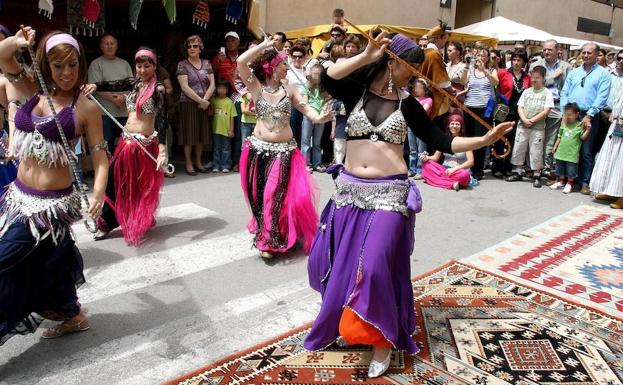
left=257, top=0, right=623, bottom=47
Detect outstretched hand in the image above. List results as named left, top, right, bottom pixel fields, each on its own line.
left=485, top=121, right=514, bottom=145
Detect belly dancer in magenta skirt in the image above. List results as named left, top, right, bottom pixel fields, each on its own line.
left=236, top=36, right=333, bottom=259
left=304, top=32, right=513, bottom=378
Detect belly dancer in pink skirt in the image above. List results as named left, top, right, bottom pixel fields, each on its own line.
left=236, top=36, right=333, bottom=259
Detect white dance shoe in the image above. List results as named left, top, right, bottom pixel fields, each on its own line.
left=368, top=349, right=392, bottom=378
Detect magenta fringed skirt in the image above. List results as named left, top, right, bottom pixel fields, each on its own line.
left=240, top=136, right=319, bottom=254
left=106, top=135, right=164, bottom=246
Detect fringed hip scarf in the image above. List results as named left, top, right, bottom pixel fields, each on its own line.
left=0, top=179, right=82, bottom=244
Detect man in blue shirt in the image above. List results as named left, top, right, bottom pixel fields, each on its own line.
left=560, top=42, right=611, bottom=194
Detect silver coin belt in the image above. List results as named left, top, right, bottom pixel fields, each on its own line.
left=333, top=174, right=410, bottom=216
left=248, top=135, right=297, bottom=155
left=122, top=131, right=159, bottom=146
left=0, top=183, right=82, bottom=244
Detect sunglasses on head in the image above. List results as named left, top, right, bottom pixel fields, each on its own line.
left=187, top=44, right=200, bottom=49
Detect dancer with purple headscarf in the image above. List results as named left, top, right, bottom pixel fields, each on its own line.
left=304, top=31, right=513, bottom=378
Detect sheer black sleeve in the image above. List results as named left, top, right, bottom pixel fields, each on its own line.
left=154, top=83, right=168, bottom=144
left=95, top=77, right=135, bottom=92
left=321, top=71, right=365, bottom=114
left=402, top=97, right=453, bottom=154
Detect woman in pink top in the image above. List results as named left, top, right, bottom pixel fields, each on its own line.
left=422, top=114, right=473, bottom=191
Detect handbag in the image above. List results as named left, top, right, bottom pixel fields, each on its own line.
left=484, top=77, right=509, bottom=122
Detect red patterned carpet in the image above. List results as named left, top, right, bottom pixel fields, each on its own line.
left=164, top=261, right=623, bottom=385
left=463, top=205, right=623, bottom=320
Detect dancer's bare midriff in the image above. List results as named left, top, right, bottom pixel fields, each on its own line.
left=125, top=111, right=155, bottom=137
left=252, top=121, right=294, bottom=143
left=345, top=140, right=408, bottom=178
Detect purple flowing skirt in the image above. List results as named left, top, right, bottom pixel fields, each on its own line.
left=304, top=166, right=421, bottom=353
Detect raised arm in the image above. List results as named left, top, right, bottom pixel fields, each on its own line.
left=326, top=31, right=390, bottom=80
left=0, top=27, right=38, bottom=99
left=237, top=36, right=275, bottom=97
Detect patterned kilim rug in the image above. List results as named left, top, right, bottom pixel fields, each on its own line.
left=164, top=261, right=623, bottom=385
left=463, top=205, right=623, bottom=320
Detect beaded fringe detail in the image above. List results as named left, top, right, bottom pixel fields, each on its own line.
left=0, top=183, right=83, bottom=244
left=11, top=130, right=74, bottom=168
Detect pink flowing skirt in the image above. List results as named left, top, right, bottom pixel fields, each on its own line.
left=106, top=139, right=164, bottom=246
left=240, top=138, right=319, bottom=253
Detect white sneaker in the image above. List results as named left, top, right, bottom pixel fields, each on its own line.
left=368, top=349, right=392, bottom=378
left=563, top=184, right=572, bottom=194
left=549, top=181, right=563, bottom=190
left=212, top=169, right=220, bottom=173
left=222, top=168, right=230, bottom=173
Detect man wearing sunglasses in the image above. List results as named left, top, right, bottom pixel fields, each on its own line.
left=320, top=26, right=346, bottom=60
left=530, top=40, right=572, bottom=179
left=560, top=42, right=611, bottom=194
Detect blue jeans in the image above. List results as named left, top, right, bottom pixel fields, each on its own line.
left=213, top=134, right=232, bottom=170
left=407, top=129, right=427, bottom=174
left=232, top=101, right=242, bottom=166
left=102, top=115, right=127, bottom=155
left=578, top=112, right=600, bottom=186
left=301, top=117, right=325, bottom=168
left=556, top=160, right=578, bottom=180
left=290, top=107, right=304, bottom=147
left=240, top=122, right=255, bottom=144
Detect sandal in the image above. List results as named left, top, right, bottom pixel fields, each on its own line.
left=260, top=251, right=273, bottom=259
left=42, top=315, right=90, bottom=339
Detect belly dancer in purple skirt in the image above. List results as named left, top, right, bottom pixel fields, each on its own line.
left=304, top=31, right=513, bottom=378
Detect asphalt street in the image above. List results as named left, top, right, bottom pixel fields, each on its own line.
left=0, top=167, right=607, bottom=385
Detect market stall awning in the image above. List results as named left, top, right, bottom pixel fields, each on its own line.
left=284, top=24, right=498, bottom=55
left=454, top=16, right=558, bottom=46
left=555, top=35, right=623, bottom=51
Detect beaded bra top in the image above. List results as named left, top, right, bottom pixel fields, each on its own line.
left=12, top=93, right=79, bottom=167
left=346, top=93, right=408, bottom=145
left=255, top=86, right=291, bottom=125
left=126, top=87, right=156, bottom=115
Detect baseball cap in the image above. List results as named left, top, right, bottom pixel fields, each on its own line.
left=225, top=31, right=240, bottom=40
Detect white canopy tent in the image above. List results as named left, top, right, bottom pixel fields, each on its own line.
left=453, top=16, right=557, bottom=45
left=455, top=16, right=622, bottom=53
left=555, top=35, right=622, bottom=52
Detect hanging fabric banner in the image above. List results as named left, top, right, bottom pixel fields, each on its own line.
left=129, top=0, right=143, bottom=30
left=68, top=0, right=105, bottom=36
left=225, top=0, right=244, bottom=24
left=38, top=0, right=54, bottom=19
left=192, top=0, right=210, bottom=29
left=83, top=0, right=101, bottom=28
left=163, top=0, right=176, bottom=24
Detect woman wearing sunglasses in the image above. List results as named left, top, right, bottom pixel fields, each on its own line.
left=177, top=35, right=215, bottom=176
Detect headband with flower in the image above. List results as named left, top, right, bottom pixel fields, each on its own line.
left=262, top=51, right=287, bottom=78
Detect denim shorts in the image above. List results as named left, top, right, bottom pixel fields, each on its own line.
left=555, top=160, right=578, bottom=180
